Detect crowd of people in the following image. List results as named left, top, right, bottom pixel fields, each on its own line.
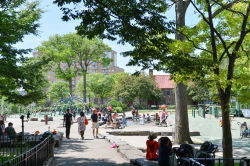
left=63, top=107, right=127, bottom=140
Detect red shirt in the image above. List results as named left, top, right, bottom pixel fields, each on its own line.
left=146, top=140, right=159, bottom=160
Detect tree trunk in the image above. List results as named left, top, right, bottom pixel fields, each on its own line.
left=69, top=78, right=73, bottom=96
left=83, top=73, right=87, bottom=103
left=175, top=82, right=192, bottom=143
left=218, top=56, right=235, bottom=165
left=174, top=0, right=192, bottom=144
left=220, top=94, right=233, bottom=166
left=101, top=97, right=104, bottom=105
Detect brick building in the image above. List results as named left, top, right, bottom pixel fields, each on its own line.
left=33, top=50, right=124, bottom=89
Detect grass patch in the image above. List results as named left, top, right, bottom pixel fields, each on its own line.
left=215, top=163, right=240, bottom=166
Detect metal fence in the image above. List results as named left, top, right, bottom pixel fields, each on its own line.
left=178, top=157, right=250, bottom=166
left=0, top=135, right=54, bottom=166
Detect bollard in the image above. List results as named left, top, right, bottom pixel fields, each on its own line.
left=44, top=114, right=48, bottom=125
left=156, top=113, right=159, bottom=121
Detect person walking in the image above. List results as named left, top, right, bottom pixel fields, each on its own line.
left=76, top=112, right=86, bottom=140
left=27, top=111, right=31, bottom=121
left=122, top=112, right=127, bottom=128
left=91, top=109, right=99, bottom=138
left=64, top=108, right=72, bottom=139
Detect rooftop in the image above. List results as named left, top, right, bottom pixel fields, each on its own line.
left=154, top=75, right=174, bottom=89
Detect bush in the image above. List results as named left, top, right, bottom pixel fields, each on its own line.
left=107, top=100, right=127, bottom=110
left=114, top=107, right=123, bottom=113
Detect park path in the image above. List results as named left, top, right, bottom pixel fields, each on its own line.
left=53, top=121, right=132, bottom=166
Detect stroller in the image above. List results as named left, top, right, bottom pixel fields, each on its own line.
left=238, top=122, right=249, bottom=138
left=194, top=141, right=218, bottom=166
left=174, top=144, right=197, bottom=166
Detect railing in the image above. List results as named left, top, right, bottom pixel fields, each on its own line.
left=178, top=157, right=250, bottom=166
left=0, top=135, right=54, bottom=166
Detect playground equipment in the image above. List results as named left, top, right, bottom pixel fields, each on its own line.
left=191, top=100, right=250, bottom=119
left=51, top=93, right=86, bottom=115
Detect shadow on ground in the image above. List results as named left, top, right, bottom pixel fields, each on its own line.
left=53, top=157, right=132, bottom=166
left=54, top=138, right=90, bottom=154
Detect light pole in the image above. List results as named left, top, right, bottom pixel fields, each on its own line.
left=20, top=115, right=24, bottom=135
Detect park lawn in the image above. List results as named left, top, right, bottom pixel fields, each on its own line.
left=215, top=163, right=240, bottom=166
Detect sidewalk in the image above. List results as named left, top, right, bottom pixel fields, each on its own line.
left=53, top=122, right=132, bottom=166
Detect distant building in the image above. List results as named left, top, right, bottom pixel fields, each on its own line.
left=88, top=50, right=124, bottom=74
left=154, top=74, right=175, bottom=105
left=33, top=50, right=124, bottom=89
left=149, top=69, right=193, bottom=105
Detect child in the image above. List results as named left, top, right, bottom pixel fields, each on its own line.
left=158, top=137, right=172, bottom=166
left=146, top=114, right=151, bottom=122
left=112, top=111, right=118, bottom=129
left=146, top=134, right=159, bottom=160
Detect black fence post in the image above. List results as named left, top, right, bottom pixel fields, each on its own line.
left=35, top=146, right=38, bottom=166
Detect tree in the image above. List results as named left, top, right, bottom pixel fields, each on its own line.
left=187, top=81, right=211, bottom=103
left=53, top=0, right=192, bottom=144
left=53, top=0, right=249, bottom=160
left=48, top=82, right=69, bottom=101
left=178, top=1, right=249, bottom=162
left=135, top=75, right=162, bottom=106
left=112, top=74, right=162, bottom=105
left=64, top=34, right=111, bottom=103
left=86, top=73, right=114, bottom=104
left=113, top=74, right=138, bottom=105
left=0, top=0, right=47, bottom=104
left=37, top=34, right=78, bottom=95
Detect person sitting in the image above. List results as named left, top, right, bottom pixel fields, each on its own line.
left=158, top=137, right=172, bottom=166
left=146, top=133, right=159, bottom=160
left=146, top=114, right=151, bottom=122
left=5, top=122, right=17, bottom=139
left=0, top=120, right=5, bottom=137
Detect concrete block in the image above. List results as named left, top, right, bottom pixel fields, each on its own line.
left=30, top=118, right=38, bottom=121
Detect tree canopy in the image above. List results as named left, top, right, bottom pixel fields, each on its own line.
left=0, top=0, right=47, bottom=104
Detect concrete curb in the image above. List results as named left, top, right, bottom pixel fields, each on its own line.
left=99, top=132, right=158, bottom=166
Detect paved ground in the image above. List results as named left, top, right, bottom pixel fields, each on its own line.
left=100, top=111, right=250, bottom=158
left=5, top=115, right=131, bottom=166
left=5, top=111, right=250, bottom=161
left=53, top=124, right=132, bottom=166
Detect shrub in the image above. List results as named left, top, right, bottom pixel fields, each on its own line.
left=107, top=100, right=127, bottom=110
left=114, top=107, right=123, bottom=113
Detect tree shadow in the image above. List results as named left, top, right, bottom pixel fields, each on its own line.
left=53, top=157, right=132, bottom=166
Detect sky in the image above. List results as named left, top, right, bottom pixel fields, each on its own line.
left=16, top=0, right=199, bottom=75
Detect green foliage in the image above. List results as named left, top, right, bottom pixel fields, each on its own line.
left=107, top=99, right=126, bottom=110
left=86, top=73, right=114, bottom=103
left=114, top=107, right=123, bottom=113
left=0, top=153, right=15, bottom=163
left=0, top=0, right=47, bottom=104
left=187, top=81, right=212, bottom=103
left=113, top=74, right=162, bottom=105
left=48, top=82, right=70, bottom=101
left=36, top=34, right=78, bottom=95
